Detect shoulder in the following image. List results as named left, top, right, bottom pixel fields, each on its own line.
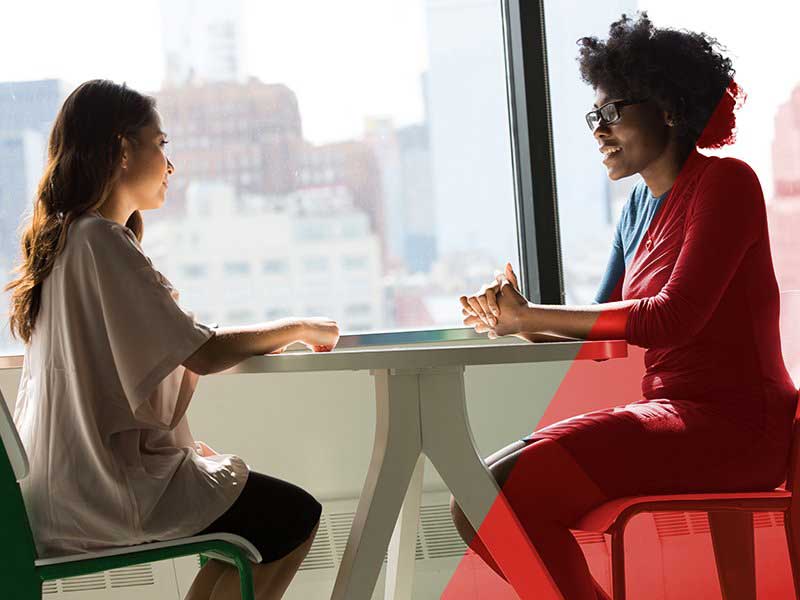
left=70, top=214, right=141, bottom=251
left=66, top=213, right=148, bottom=268
left=698, top=156, right=762, bottom=195
left=691, top=156, right=765, bottom=226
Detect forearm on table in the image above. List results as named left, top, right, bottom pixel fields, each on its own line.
left=518, top=300, right=636, bottom=340
left=187, top=319, right=305, bottom=375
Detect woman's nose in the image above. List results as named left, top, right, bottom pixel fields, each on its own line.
left=167, top=158, right=175, bottom=175
left=593, top=124, right=610, bottom=140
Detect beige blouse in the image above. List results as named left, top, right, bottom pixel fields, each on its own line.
left=13, top=212, right=249, bottom=557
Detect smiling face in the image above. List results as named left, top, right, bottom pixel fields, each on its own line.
left=591, top=87, right=673, bottom=181
left=117, top=110, right=174, bottom=211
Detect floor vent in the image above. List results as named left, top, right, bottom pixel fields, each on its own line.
left=40, top=562, right=158, bottom=596
left=42, top=580, right=58, bottom=595
left=653, top=512, right=693, bottom=538
left=300, top=514, right=337, bottom=571
left=419, top=504, right=468, bottom=559
left=686, top=512, right=710, bottom=534
left=573, top=531, right=606, bottom=545
left=109, top=564, right=156, bottom=588
left=654, top=510, right=786, bottom=540
left=754, top=511, right=784, bottom=528
left=59, top=572, right=106, bottom=593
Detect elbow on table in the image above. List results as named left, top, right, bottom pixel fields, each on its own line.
left=183, top=335, right=220, bottom=376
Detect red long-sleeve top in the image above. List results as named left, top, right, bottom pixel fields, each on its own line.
left=603, top=149, right=795, bottom=403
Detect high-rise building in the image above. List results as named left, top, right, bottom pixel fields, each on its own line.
left=0, top=79, right=66, bottom=260
left=397, top=122, right=436, bottom=272
left=767, top=82, right=800, bottom=292
left=364, top=116, right=436, bottom=272
left=160, top=0, right=246, bottom=87
left=143, top=181, right=384, bottom=331
left=153, top=79, right=304, bottom=215
left=0, top=79, right=67, bottom=352
left=424, top=0, right=516, bottom=264
left=299, top=139, right=385, bottom=252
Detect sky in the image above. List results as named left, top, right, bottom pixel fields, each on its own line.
left=0, top=0, right=798, bottom=195
left=0, top=0, right=430, bottom=144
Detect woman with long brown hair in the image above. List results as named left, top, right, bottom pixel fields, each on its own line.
left=8, top=79, right=339, bottom=600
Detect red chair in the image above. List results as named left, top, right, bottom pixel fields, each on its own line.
left=572, top=290, right=800, bottom=599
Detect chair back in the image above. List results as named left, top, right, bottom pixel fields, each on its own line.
left=779, top=290, right=800, bottom=497
left=0, top=386, right=40, bottom=583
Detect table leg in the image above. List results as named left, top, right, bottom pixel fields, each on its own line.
left=418, top=368, right=563, bottom=600
left=330, top=369, right=424, bottom=600
left=385, top=454, right=425, bottom=600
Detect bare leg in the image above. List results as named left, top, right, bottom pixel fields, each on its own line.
left=185, top=559, right=230, bottom=600
left=450, top=439, right=609, bottom=600
left=206, top=521, right=320, bottom=600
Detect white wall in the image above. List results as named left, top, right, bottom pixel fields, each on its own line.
left=0, top=348, right=635, bottom=598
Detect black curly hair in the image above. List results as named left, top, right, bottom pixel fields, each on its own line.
left=576, top=11, right=746, bottom=149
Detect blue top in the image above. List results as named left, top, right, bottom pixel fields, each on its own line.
left=594, top=180, right=672, bottom=303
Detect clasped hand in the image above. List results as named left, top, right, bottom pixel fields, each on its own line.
left=459, top=263, right=529, bottom=338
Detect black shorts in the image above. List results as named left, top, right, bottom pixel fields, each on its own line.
left=197, top=471, right=322, bottom=564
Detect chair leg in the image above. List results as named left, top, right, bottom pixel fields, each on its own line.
left=234, top=558, right=256, bottom=600
left=610, top=526, right=626, bottom=600
left=708, top=511, right=756, bottom=600
left=784, top=508, right=800, bottom=600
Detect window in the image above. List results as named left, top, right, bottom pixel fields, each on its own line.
left=343, top=255, right=369, bottom=270
left=265, top=307, right=291, bottom=320
left=223, top=261, right=251, bottom=276
left=544, top=1, right=800, bottom=306
left=262, top=259, right=288, bottom=274
left=182, top=264, right=208, bottom=278
left=302, top=257, right=330, bottom=272
left=346, top=303, right=373, bottom=317
left=226, top=309, right=255, bottom=322
left=0, top=0, right=555, bottom=354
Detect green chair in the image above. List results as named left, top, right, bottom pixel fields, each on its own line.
left=0, top=387, right=257, bottom=599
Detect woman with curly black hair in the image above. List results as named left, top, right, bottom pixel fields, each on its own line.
left=452, top=12, right=797, bottom=599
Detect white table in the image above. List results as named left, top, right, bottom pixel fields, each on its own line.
left=224, top=339, right=627, bottom=600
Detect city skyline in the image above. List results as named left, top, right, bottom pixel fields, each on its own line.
left=1, top=1, right=799, bottom=352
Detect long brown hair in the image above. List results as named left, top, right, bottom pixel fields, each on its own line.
left=6, top=79, right=156, bottom=343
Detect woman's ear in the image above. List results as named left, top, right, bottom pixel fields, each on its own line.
left=119, top=137, right=131, bottom=170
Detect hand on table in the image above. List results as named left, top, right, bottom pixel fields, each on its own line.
left=461, top=263, right=527, bottom=338
left=299, top=317, right=340, bottom=352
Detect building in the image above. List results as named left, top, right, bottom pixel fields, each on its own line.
left=767, top=82, right=800, bottom=292
left=142, top=181, right=384, bottom=333
left=160, top=0, right=246, bottom=87
left=153, top=79, right=304, bottom=216
left=0, top=79, right=66, bottom=352
left=365, top=117, right=437, bottom=273
left=298, top=139, right=385, bottom=255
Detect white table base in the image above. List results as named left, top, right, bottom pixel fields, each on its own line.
left=330, top=366, right=562, bottom=600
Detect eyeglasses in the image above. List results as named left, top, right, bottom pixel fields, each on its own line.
left=585, top=98, right=648, bottom=131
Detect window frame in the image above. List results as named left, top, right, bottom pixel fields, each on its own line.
left=0, top=0, right=562, bottom=362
